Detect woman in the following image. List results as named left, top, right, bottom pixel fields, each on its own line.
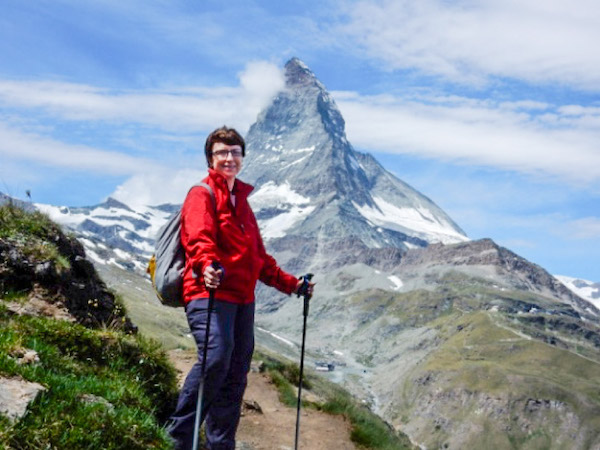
left=168, top=126, right=314, bottom=450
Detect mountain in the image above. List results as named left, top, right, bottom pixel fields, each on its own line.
left=14, top=57, right=600, bottom=448
left=34, top=197, right=173, bottom=273
left=243, top=58, right=467, bottom=253
left=0, top=193, right=35, bottom=212
left=556, top=275, right=600, bottom=310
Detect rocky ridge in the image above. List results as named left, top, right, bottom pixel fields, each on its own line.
left=0, top=204, right=136, bottom=332
left=0, top=203, right=182, bottom=449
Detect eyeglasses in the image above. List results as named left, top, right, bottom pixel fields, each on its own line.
left=212, top=149, right=243, bottom=159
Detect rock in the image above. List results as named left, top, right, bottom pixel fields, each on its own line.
left=5, top=291, right=75, bottom=322
left=79, top=394, right=115, bottom=413
left=0, top=376, right=46, bottom=421
left=250, top=360, right=264, bottom=373
left=242, top=399, right=263, bottom=414
left=34, top=261, right=55, bottom=279
left=10, top=348, right=40, bottom=365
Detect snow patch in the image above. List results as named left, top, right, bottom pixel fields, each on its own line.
left=79, top=238, right=97, bottom=248
left=348, top=155, right=362, bottom=172
left=107, top=259, right=126, bottom=270
left=85, top=248, right=106, bottom=265
left=113, top=248, right=132, bottom=260
left=35, top=202, right=171, bottom=241
left=257, top=327, right=295, bottom=348
left=388, top=275, right=404, bottom=290
left=289, top=145, right=315, bottom=154
left=259, top=205, right=316, bottom=239
left=250, top=181, right=311, bottom=208
left=555, top=275, right=600, bottom=310
left=352, top=197, right=468, bottom=244
left=287, top=154, right=310, bottom=167
left=35, top=203, right=88, bottom=228
left=250, top=181, right=315, bottom=238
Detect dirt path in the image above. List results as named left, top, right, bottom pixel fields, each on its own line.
left=168, top=349, right=357, bottom=450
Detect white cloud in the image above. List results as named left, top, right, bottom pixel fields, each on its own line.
left=334, top=91, right=600, bottom=183
left=0, top=123, right=159, bottom=175
left=110, top=168, right=209, bottom=208
left=338, top=0, right=600, bottom=89
left=567, top=217, right=600, bottom=239
left=0, top=61, right=285, bottom=133
left=239, top=60, right=286, bottom=112
left=0, top=60, right=285, bottom=183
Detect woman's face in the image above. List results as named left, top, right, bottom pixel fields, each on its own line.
left=211, top=142, right=243, bottom=184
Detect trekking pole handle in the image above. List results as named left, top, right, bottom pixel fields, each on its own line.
left=211, top=260, right=224, bottom=275
left=208, top=261, right=224, bottom=290
left=296, top=273, right=313, bottom=317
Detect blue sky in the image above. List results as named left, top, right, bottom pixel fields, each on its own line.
left=1, top=0, right=599, bottom=281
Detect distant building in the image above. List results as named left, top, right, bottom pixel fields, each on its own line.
left=315, top=362, right=335, bottom=372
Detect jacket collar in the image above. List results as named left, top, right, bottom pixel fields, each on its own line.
left=207, top=169, right=254, bottom=198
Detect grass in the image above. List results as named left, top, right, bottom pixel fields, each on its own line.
left=0, top=204, right=71, bottom=275
left=399, top=310, right=600, bottom=448
left=320, top=393, right=414, bottom=450
left=93, top=263, right=195, bottom=352
left=0, top=203, right=58, bottom=240
left=0, top=304, right=178, bottom=449
left=0, top=203, right=181, bottom=448
left=255, top=349, right=415, bottom=449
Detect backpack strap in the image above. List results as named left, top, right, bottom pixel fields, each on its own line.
left=189, top=182, right=216, bottom=214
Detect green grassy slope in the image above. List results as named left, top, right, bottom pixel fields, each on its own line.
left=345, top=272, right=600, bottom=450
left=0, top=305, right=178, bottom=449
left=93, top=263, right=194, bottom=352
left=399, top=310, right=600, bottom=449
left=0, top=204, right=178, bottom=449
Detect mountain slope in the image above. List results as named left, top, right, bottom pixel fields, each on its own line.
left=34, top=197, right=173, bottom=273
left=257, top=238, right=600, bottom=448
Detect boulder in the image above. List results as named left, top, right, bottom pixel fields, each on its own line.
left=0, top=376, right=46, bottom=421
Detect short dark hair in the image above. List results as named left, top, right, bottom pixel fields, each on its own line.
left=204, top=126, right=245, bottom=168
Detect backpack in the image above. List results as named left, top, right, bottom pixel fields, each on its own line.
left=146, top=182, right=216, bottom=307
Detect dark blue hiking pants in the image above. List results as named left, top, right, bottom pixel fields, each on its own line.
left=168, top=298, right=255, bottom=450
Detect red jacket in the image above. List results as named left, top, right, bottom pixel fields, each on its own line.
left=180, top=169, right=298, bottom=304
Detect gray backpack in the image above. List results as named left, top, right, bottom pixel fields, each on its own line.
left=147, top=182, right=215, bottom=307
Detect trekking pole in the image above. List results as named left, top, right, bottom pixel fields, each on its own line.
left=192, top=261, right=223, bottom=450
left=295, top=273, right=313, bottom=450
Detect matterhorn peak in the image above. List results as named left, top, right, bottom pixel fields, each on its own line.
left=242, top=58, right=467, bottom=252
left=284, top=57, right=322, bottom=89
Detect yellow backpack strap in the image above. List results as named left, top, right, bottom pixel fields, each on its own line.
left=147, top=254, right=157, bottom=283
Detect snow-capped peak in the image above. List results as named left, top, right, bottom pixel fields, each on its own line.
left=555, top=275, right=600, bottom=310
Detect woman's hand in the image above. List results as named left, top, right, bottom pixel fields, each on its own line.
left=294, top=279, right=315, bottom=298
left=203, top=264, right=224, bottom=290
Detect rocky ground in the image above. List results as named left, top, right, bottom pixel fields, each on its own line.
left=168, top=350, right=357, bottom=450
